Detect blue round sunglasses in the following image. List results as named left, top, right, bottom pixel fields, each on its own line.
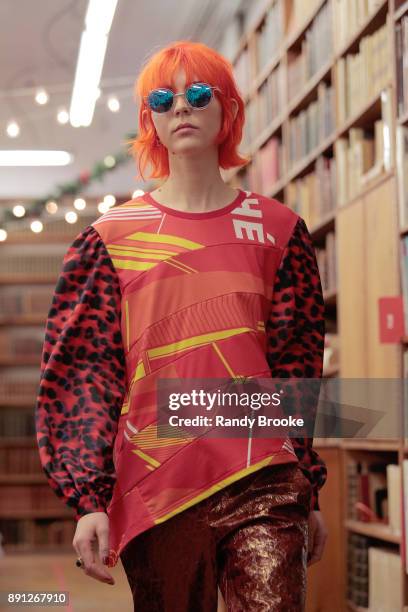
left=145, top=82, right=221, bottom=114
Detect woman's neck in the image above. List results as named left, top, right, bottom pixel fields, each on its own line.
left=149, top=149, right=239, bottom=212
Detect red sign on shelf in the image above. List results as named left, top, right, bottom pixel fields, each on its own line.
left=378, top=296, right=405, bottom=344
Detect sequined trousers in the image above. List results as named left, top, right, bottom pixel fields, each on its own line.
left=119, top=461, right=313, bottom=612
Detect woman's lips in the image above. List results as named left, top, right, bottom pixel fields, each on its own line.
left=174, top=125, right=198, bottom=133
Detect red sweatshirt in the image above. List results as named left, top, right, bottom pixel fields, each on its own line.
left=35, top=189, right=327, bottom=566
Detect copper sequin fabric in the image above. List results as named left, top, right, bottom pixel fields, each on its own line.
left=119, top=462, right=313, bottom=611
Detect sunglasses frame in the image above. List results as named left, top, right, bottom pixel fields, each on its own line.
left=144, top=83, right=221, bottom=113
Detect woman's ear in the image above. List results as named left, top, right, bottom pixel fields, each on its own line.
left=141, top=108, right=151, bottom=132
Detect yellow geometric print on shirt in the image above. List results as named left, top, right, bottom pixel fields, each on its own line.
left=126, top=423, right=194, bottom=471
left=147, top=326, right=255, bottom=359
left=126, top=231, right=203, bottom=250
left=107, top=232, right=203, bottom=271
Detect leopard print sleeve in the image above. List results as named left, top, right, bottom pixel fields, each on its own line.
left=266, top=216, right=327, bottom=511
left=35, top=224, right=127, bottom=521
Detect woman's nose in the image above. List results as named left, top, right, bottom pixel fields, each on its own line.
left=173, top=92, right=191, bottom=114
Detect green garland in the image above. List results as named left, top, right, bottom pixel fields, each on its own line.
left=1, top=131, right=137, bottom=226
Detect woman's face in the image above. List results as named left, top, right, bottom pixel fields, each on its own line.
left=143, top=69, right=225, bottom=157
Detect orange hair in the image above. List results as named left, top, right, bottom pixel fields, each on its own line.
left=128, top=40, right=250, bottom=181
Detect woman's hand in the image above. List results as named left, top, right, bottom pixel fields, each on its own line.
left=72, top=512, right=115, bottom=585
left=307, top=510, right=328, bottom=566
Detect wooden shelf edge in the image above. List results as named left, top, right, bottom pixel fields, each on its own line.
left=345, top=518, right=401, bottom=543
left=285, top=0, right=327, bottom=51
left=336, top=169, right=395, bottom=211
left=0, top=277, right=57, bottom=285
left=286, top=131, right=337, bottom=182
left=0, top=437, right=37, bottom=446
left=335, top=0, right=388, bottom=59
left=341, top=439, right=401, bottom=451
left=0, top=317, right=46, bottom=326
left=287, top=58, right=333, bottom=116
left=395, top=0, right=408, bottom=21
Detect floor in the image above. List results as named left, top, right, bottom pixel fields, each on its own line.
left=0, top=553, right=133, bottom=611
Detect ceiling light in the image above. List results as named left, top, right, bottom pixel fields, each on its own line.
left=31, top=220, right=43, bottom=233
left=7, top=121, right=20, bottom=138
left=0, top=151, right=72, bottom=166
left=69, top=0, right=119, bottom=127
left=65, top=211, right=78, bottom=224
left=104, top=194, right=116, bottom=207
left=104, top=155, right=115, bottom=168
left=107, top=96, right=120, bottom=112
left=0, top=229, right=7, bottom=241
left=73, top=198, right=86, bottom=210
left=57, top=108, right=69, bottom=124
left=35, top=89, right=49, bottom=105
left=45, top=201, right=58, bottom=214
left=13, top=204, right=26, bottom=218
left=132, top=189, right=145, bottom=198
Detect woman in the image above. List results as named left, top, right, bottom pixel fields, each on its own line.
left=36, top=40, right=328, bottom=610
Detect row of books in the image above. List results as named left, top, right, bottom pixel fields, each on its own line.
left=346, top=458, right=401, bottom=532
left=286, top=155, right=337, bottom=227
left=246, top=137, right=282, bottom=195
left=395, top=15, right=408, bottom=119
left=287, top=1, right=333, bottom=101
left=397, top=125, right=408, bottom=229
left=229, top=0, right=323, bottom=73
left=0, top=285, right=52, bottom=318
left=255, top=0, right=283, bottom=74
left=0, top=446, right=42, bottom=474
left=0, top=368, right=41, bottom=402
left=288, top=81, right=335, bottom=167
left=347, top=533, right=403, bottom=610
left=0, top=518, right=74, bottom=550
left=258, top=64, right=285, bottom=133
left=335, top=16, right=392, bottom=125
left=0, top=409, right=35, bottom=438
left=241, top=96, right=258, bottom=152
left=234, top=47, right=251, bottom=98
left=316, top=231, right=337, bottom=294
left=0, top=250, right=64, bottom=279
left=335, top=83, right=392, bottom=206
left=286, top=0, right=323, bottom=36
left=0, top=327, right=45, bottom=360
left=0, top=485, right=66, bottom=513
left=333, top=0, right=389, bottom=53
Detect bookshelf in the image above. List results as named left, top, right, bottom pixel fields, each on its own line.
left=0, top=197, right=130, bottom=554
left=221, top=0, right=408, bottom=609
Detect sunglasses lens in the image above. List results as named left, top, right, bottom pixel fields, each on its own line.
left=186, top=83, right=212, bottom=108
left=148, top=89, right=173, bottom=113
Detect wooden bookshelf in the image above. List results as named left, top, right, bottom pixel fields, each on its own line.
left=223, top=0, right=408, bottom=609
left=0, top=197, right=118, bottom=554
left=345, top=519, right=401, bottom=543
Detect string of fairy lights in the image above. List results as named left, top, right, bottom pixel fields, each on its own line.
left=0, top=131, right=152, bottom=242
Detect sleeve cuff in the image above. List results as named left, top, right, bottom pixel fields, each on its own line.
left=73, top=495, right=108, bottom=521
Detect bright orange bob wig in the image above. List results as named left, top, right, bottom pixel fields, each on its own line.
left=129, top=40, right=249, bottom=181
